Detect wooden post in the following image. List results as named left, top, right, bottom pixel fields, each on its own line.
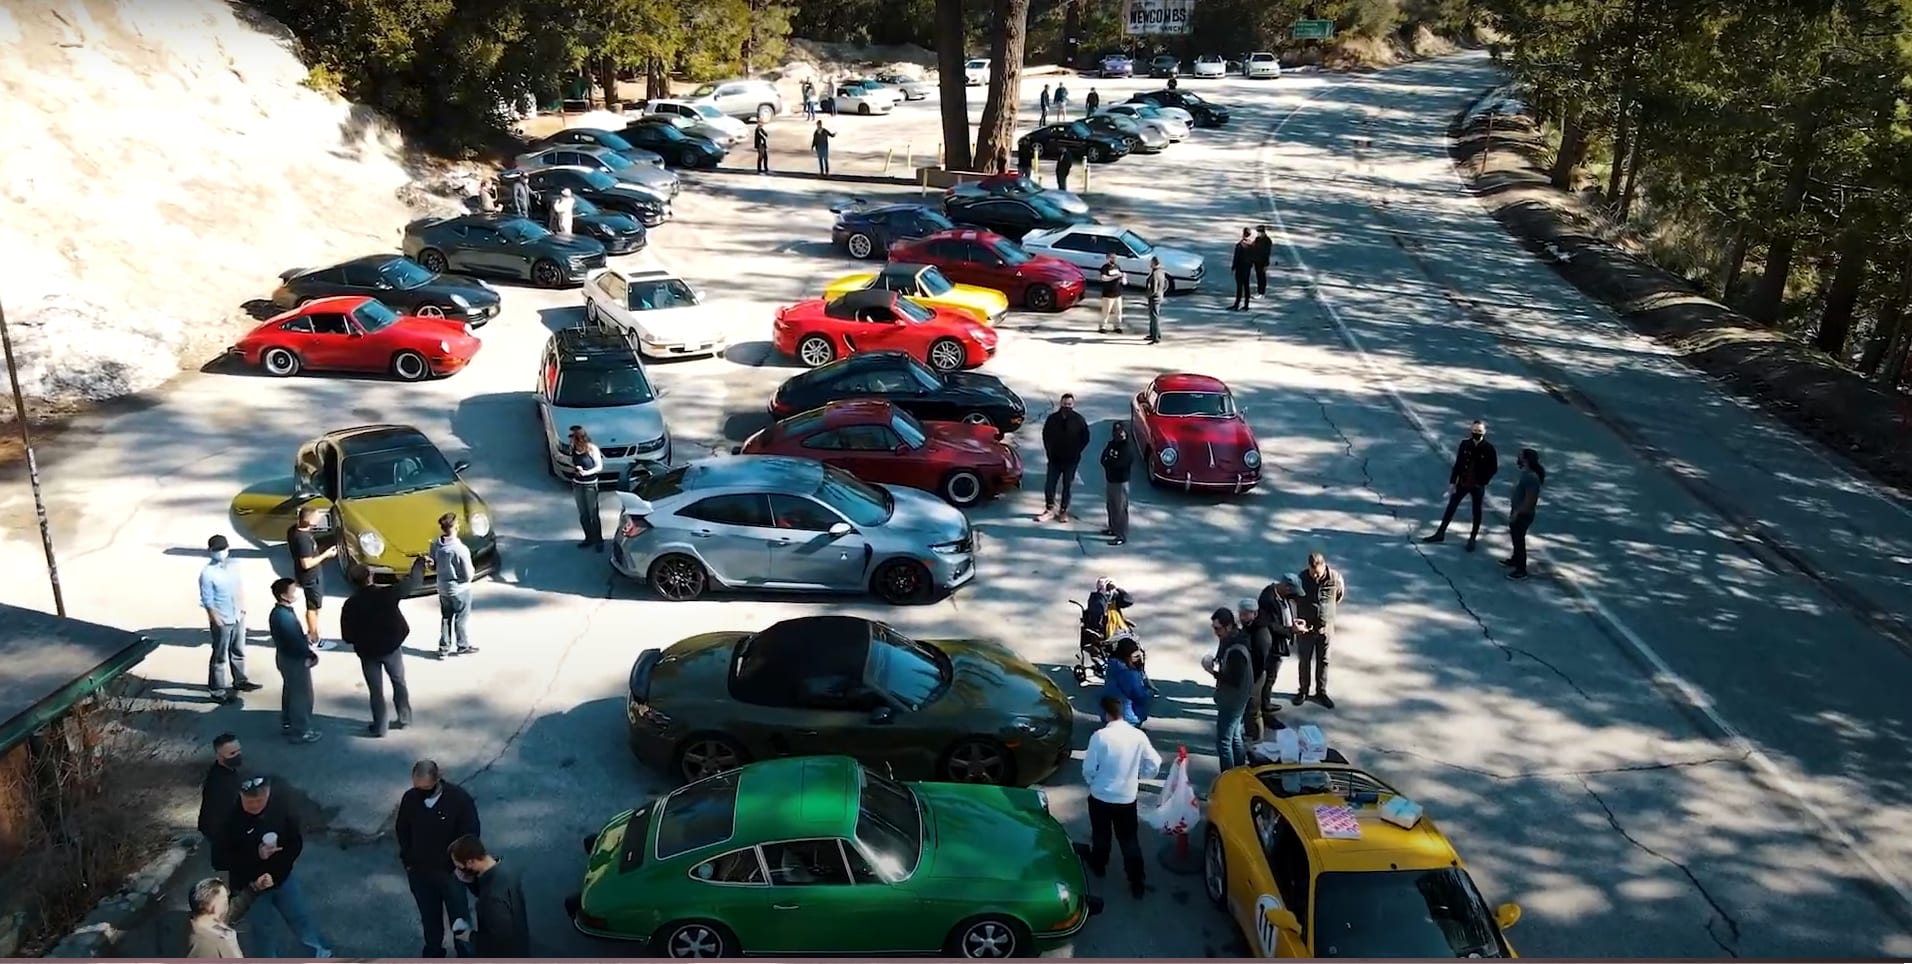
left=1478, top=113, right=1494, bottom=179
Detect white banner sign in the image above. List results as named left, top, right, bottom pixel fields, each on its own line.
left=1124, top=0, right=1192, bottom=34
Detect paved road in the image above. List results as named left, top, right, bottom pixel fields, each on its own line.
left=11, top=54, right=1912, bottom=958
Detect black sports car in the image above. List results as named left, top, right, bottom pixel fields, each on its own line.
left=1081, top=114, right=1151, bottom=153
left=618, top=120, right=726, bottom=168
left=768, top=351, right=1027, bottom=434
left=1149, top=55, right=1180, bottom=78
left=1130, top=89, right=1230, bottom=126
left=828, top=200, right=957, bottom=260
left=400, top=213, right=607, bottom=288
left=1017, top=120, right=1132, bottom=163
left=524, top=191, right=647, bottom=254
left=516, top=168, right=670, bottom=226
left=272, top=255, right=502, bottom=326
left=530, top=128, right=667, bottom=168
left=945, top=192, right=1095, bottom=241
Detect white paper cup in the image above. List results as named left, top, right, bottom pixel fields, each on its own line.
left=262, top=832, right=279, bottom=848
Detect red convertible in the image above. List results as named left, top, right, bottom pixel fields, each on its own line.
left=232, top=296, right=481, bottom=381
left=737, top=399, right=1022, bottom=507
left=1128, top=373, right=1263, bottom=492
left=772, top=288, right=997, bottom=373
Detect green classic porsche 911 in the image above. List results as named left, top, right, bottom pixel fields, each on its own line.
left=568, top=755, right=1100, bottom=958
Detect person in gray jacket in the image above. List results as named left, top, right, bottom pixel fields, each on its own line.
left=1203, top=607, right=1254, bottom=770
left=1144, top=258, right=1168, bottom=344
left=430, top=513, right=478, bottom=658
left=1293, top=552, right=1345, bottom=708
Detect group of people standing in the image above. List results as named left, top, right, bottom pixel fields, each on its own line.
left=1421, top=420, right=1547, bottom=580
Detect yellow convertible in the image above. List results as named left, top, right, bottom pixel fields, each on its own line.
left=822, top=262, right=1009, bottom=324
left=1202, top=755, right=1522, bottom=958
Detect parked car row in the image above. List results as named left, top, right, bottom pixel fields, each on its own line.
left=1094, top=51, right=1282, bottom=79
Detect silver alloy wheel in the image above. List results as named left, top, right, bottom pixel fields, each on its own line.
left=679, top=739, right=743, bottom=782
left=945, top=740, right=1007, bottom=783
left=417, top=304, right=445, bottom=318
left=797, top=335, right=835, bottom=367
left=961, top=411, right=991, bottom=425
left=651, top=555, right=707, bottom=600
left=927, top=339, right=964, bottom=372
left=666, top=923, right=725, bottom=958
left=532, top=260, right=565, bottom=288
left=584, top=300, right=599, bottom=323
left=1203, top=829, right=1227, bottom=905
left=392, top=351, right=428, bottom=381
left=959, top=919, right=1017, bottom=958
left=262, top=348, right=299, bottom=376
left=847, top=233, right=874, bottom=259
left=944, top=470, right=983, bottom=506
left=419, top=249, right=448, bottom=273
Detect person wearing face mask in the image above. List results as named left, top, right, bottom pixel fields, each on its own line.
left=448, top=835, right=529, bottom=957
left=1422, top=420, right=1499, bottom=551
left=1099, top=421, right=1134, bottom=546
left=1096, top=253, right=1126, bottom=334
left=1236, top=598, right=1275, bottom=742
left=1102, top=637, right=1154, bottom=726
left=1036, top=393, right=1091, bottom=523
left=397, top=761, right=482, bottom=957
left=197, top=735, right=246, bottom=872
left=1255, top=578, right=1307, bottom=723
left=217, top=776, right=331, bottom=958
left=198, top=534, right=259, bottom=704
left=269, top=578, right=322, bottom=744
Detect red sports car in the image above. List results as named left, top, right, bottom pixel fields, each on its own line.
left=1129, top=373, right=1264, bottom=492
left=772, top=288, right=997, bottom=373
left=737, top=399, right=1022, bottom=507
left=232, top=296, right=481, bottom=381
left=888, top=228, right=1087, bottom=312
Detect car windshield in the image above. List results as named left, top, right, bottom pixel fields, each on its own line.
left=689, top=83, right=718, bottom=97
left=1119, top=230, right=1154, bottom=255
left=341, top=443, right=458, bottom=499
left=572, top=197, right=603, bottom=216
left=1067, top=121, right=1092, bottom=137
left=889, top=410, right=927, bottom=448
left=379, top=259, right=434, bottom=288
left=652, top=124, right=687, bottom=142
left=693, top=103, right=724, bottom=120
left=855, top=770, right=924, bottom=880
left=598, top=151, right=634, bottom=171
left=351, top=299, right=401, bottom=333
left=628, top=277, right=698, bottom=310
left=502, top=219, right=552, bottom=243
left=554, top=365, right=655, bottom=408
left=918, top=210, right=956, bottom=231
left=815, top=463, right=894, bottom=526
left=1313, top=868, right=1508, bottom=958
left=1103, top=115, right=1141, bottom=133
left=593, top=130, right=637, bottom=151
left=916, top=268, right=953, bottom=296
left=994, top=177, right=1037, bottom=197
left=895, top=296, right=935, bottom=323
left=988, top=238, right=1034, bottom=265
left=1026, top=196, right=1069, bottom=220
left=965, top=59, right=987, bottom=69
left=1178, top=92, right=1209, bottom=104
left=1157, top=391, right=1235, bottom=416
left=867, top=624, right=951, bottom=710
left=578, top=169, right=617, bottom=190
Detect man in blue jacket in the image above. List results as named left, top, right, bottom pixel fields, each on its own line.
left=269, top=578, right=321, bottom=744
left=1102, top=638, right=1153, bottom=725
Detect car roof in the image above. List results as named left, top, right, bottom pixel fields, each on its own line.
left=548, top=325, right=642, bottom=363
left=617, top=268, right=679, bottom=281
left=920, top=228, right=1008, bottom=245
left=826, top=288, right=899, bottom=317
left=287, top=295, right=374, bottom=314
left=681, top=454, right=825, bottom=491
left=332, top=254, right=405, bottom=270
left=1153, top=372, right=1229, bottom=393
left=814, top=398, right=896, bottom=426
left=448, top=212, right=536, bottom=227
left=322, top=424, right=433, bottom=455
left=728, top=756, right=863, bottom=843
left=1055, top=223, right=1121, bottom=237
left=1248, top=764, right=1462, bottom=871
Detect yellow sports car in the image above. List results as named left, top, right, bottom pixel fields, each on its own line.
left=1201, top=756, right=1522, bottom=958
left=822, top=262, right=1009, bottom=324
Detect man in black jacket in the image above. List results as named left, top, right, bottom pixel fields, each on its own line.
left=449, top=835, right=529, bottom=957
left=1252, top=226, right=1275, bottom=294
left=1055, top=149, right=1075, bottom=192
left=197, top=734, right=244, bottom=869
left=1421, top=420, right=1500, bottom=551
left=341, top=557, right=427, bottom=737
left=1229, top=228, right=1255, bottom=310
left=1036, top=393, right=1092, bottom=524
left=219, top=776, right=331, bottom=957
left=753, top=123, right=770, bottom=174
left=398, top=760, right=482, bottom=957
left=1099, top=422, right=1134, bottom=546
left=1256, top=579, right=1307, bottom=722
left=1294, top=552, right=1344, bottom=709
left=1017, top=136, right=1036, bottom=176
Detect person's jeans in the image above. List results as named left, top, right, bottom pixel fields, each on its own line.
left=1100, top=295, right=1123, bottom=330
left=275, top=650, right=314, bottom=734
left=1254, top=262, right=1269, bottom=294
left=573, top=481, right=602, bottom=545
left=244, top=874, right=328, bottom=957
left=816, top=147, right=830, bottom=175
left=1233, top=273, right=1252, bottom=307
left=1085, top=796, right=1145, bottom=886
left=1056, top=168, right=1070, bottom=191
left=361, top=650, right=412, bottom=734
left=1105, top=481, right=1129, bottom=539
left=1511, top=511, right=1535, bottom=572
left=1436, top=485, right=1486, bottom=538
left=755, top=149, right=769, bottom=173
left=1214, top=700, right=1248, bottom=770
left=1258, top=656, right=1283, bottom=714
left=1044, top=459, right=1078, bottom=510
left=1243, top=674, right=1268, bottom=741
left=438, top=590, right=471, bottom=651
left=207, top=618, right=249, bottom=692
left=1146, top=296, right=1162, bottom=340
left=1296, top=632, right=1330, bottom=696
left=407, top=867, right=474, bottom=957
left=1040, top=106, right=1049, bottom=125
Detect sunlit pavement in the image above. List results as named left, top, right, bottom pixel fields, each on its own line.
left=11, top=54, right=1912, bottom=957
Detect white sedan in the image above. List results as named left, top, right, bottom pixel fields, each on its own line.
left=1098, top=103, right=1189, bottom=141
left=581, top=268, right=730, bottom=359
left=1192, top=54, right=1227, bottom=78
left=642, top=99, right=748, bottom=145
left=1021, top=223, right=1206, bottom=292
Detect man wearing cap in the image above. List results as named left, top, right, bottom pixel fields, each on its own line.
left=198, top=534, right=259, bottom=704
left=1236, top=598, right=1276, bottom=741
left=218, top=776, right=332, bottom=957
left=1256, top=578, right=1306, bottom=722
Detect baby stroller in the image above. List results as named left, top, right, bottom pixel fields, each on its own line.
left=1070, top=579, right=1138, bottom=685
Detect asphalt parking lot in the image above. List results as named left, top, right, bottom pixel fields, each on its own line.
left=11, top=56, right=1912, bottom=958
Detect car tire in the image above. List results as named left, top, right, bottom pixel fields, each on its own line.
left=945, top=915, right=1030, bottom=959
left=531, top=259, right=566, bottom=288
left=678, top=147, right=699, bottom=167
left=390, top=351, right=430, bottom=382
left=961, top=411, right=992, bottom=426
left=1091, top=145, right=1110, bottom=163
left=756, top=103, right=775, bottom=124
left=846, top=232, right=877, bottom=259
left=672, top=734, right=750, bottom=784
left=416, top=304, right=445, bottom=318
left=796, top=334, right=836, bottom=367
left=584, top=299, right=600, bottom=324
left=653, top=920, right=737, bottom=959
left=260, top=347, right=302, bottom=377
left=417, top=248, right=449, bottom=274
left=1203, top=825, right=1228, bottom=908
left=858, top=102, right=872, bottom=115
left=941, top=738, right=1013, bottom=784
left=873, top=558, right=931, bottom=604
left=926, top=338, right=966, bottom=373
left=648, top=553, right=709, bottom=601
left=1024, top=284, right=1057, bottom=311
left=941, top=468, right=985, bottom=508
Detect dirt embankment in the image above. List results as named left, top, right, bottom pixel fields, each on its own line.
left=1447, top=87, right=1912, bottom=493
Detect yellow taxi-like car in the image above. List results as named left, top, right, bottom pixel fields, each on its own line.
left=1202, top=756, right=1522, bottom=958
left=822, top=262, right=1010, bottom=324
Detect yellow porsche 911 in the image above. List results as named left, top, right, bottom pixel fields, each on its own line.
left=822, top=262, right=1010, bottom=324
left=1202, top=756, right=1523, bottom=958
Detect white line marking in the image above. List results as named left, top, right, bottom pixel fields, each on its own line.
left=1260, top=73, right=1912, bottom=913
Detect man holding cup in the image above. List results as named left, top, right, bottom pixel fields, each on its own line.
left=216, top=776, right=332, bottom=957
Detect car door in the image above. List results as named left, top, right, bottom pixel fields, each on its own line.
left=1260, top=806, right=1315, bottom=957
left=1044, top=230, right=1100, bottom=270
left=842, top=303, right=912, bottom=356
left=765, top=492, right=870, bottom=589
left=534, top=348, right=562, bottom=449
left=297, top=311, right=361, bottom=370
left=298, top=265, right=351, bottom=301
left=682, top=848, right=780, bottom=949
left=800, top=425, right=903, bottom=487
left=756, top=839, right=877, bottom=953
left=672, top=493, right=777, bottom=585
left=337, top=261, right=386, bottom=301
left=438, top=223, right=488, bottom=274
left=1102, top=234, right=1149, bottom=277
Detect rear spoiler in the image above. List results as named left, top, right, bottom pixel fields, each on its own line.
left=828, top=197, right=871, bottom=214
left=614, top=491, right=654, bottom=516
left=278, top=267, right=307, bottom=282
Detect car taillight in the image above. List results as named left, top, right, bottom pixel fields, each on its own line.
left=620, top=515, right=649, bottom=539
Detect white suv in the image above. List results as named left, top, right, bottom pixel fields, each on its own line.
left=684, top=79, right=785, bottom=123
left=1192, top=54, right=1226, bottom=78
left=1245, top=52, right=1282, bottom=78
left=964, top=58, right=990, bottom=86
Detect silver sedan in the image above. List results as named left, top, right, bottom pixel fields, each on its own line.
left=609, top=455, right=977, bottom=604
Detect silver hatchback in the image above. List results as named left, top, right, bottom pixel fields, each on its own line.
left=610, top=455, right=977, bottom=604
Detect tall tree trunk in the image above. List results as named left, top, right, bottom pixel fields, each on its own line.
left=1549, top=105, right=1590, bottom=190
left=1815, top=225, right=1870, bottom=357
left=1749, top=118, right=1821, bottom=324
left=1604, top=91, right=1631, bottom=205
left=596, top=55, right=621, bottom=109
left=973, top=0, right=1031, bottom=167
left=1717, top=224, right=1750, bottom=300
left=1862, top=249, right=1912, bottom=375
left=1616, top=121, right=1647, bottom=220
left=933, top=0, right=972, bottom=170
left=646, top=58, right=669, bottom=101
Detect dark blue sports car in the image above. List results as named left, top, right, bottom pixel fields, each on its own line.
left=827, top=200, right=958, bottom=260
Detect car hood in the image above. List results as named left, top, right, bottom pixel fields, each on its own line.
left=1021, top=254, right=1087, bottom=283
left=930, top=637, right=1073, bottom=722
left=1042, top=189, right=1089, bottom=214
left=943, top=282, right=1012, bottom=318
left=940, top=369, right=1022, bottom=406
left=407, top=274, right=500, bottom=305
left=338, top=484, right=489, bottom=562
left=607, top=167, right=675, bottom=195
left=598, top=180, right=669, bottom=203
left=543, top=402, right=666, bottom=448
left=576, top=212, right=645, bottom=236
left=1155, top=414, right=1257, bottom=452
left=625, top=303, right=729, bottom=343
left=1149, top=245, right=1204, bottom=275
left=878, top=484, right=969, bottom=541
left=537, top=234, right=609, bottom=258
left=915, top=782, right=1080, bottom=882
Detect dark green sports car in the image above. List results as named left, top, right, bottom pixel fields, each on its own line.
left=400, top=213, right=607, bottom=288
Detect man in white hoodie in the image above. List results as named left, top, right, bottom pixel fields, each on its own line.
left=550, top=188, right=576, bottom=236
left=429, top=513, right=478, bottom=658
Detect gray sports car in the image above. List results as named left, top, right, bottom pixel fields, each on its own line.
left=401, top=213, right=607, bottom=288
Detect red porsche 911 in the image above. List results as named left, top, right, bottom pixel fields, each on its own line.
left=232, top=296, right=482, bottom=381
left=1129, top=373, right=1264, bottom=492
left=736, top=399, right=1021, bottom=507
left=772, top=288, right=997, bottom=373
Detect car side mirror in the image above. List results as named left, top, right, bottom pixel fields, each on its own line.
left=894, top=443, right=909, bottom=454
left=1265, top=907, right=1301, bottom=936
left=452, top=460, right=471, bottom=474
left=828, top=521, right=853, bottom=537
left=1495, top=902, right=1521, bottom=929
left=869, top=705, right=895, bottom=724
left=1136, top=391, right=1149, bottom=407
left=294, top=486, right=319, bottom=503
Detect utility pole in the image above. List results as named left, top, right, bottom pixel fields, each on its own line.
left=0, top=295, right=67, bottom=617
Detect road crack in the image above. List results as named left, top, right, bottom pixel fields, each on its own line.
left=1578, top=775, right=1743, bottom=957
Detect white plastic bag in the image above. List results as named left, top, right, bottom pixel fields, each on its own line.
left=1146, top=747, right=1203, bottom=834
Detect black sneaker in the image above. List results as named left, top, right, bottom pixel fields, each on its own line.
left=234, top=681, right=263, bottom=692
left=577, top=540, right=595, bottom=549
left=1129, top=880, right=1146, bottom=899
left=211, top=691, right=237, bottom=705
left=437, top=648, right=453, bottom=660
left=364, top=725, right=386, bottom=739
left=391, top=720, right=409, bottom=730
left=1421, top=532, right=1444, bottom=543
left=1290, top=691, right=1306, bottom=706
left=1315, top=693, right=1336, bottom=709
left=1508, top=569, right=1528, bottom=581
left=1110, top=538, right=1126, bottom=546
left=1499, top=557, right=1516, bottom=567
left=1465, top=539, right=1476, bottom=552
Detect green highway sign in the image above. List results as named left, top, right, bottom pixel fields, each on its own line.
left=1292, top=19, right=1334, bottom=40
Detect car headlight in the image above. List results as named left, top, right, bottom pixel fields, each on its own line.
left=438, top=340, right=450, bottom=353
left=930, top=539, right=967, bottom=555
left=1244, top=448, right=1261, bottom=467
left=636, top=435, right=667, bottom=452
left=469, top=512, right=492, bottom=537
left=1010, top=716, right=1054, bottom=738
left=1159, top=445, right=1178, bottom=466
left=357, top=530, right=386, bottom=557
left=449, top=294, right=470, bottom=308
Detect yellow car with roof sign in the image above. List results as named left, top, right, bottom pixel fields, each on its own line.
left=1202, top=755, right=1522, bottom=958
left=822, top=262, right=1010, bottom=325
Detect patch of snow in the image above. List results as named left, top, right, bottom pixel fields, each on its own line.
left=0, top=294, right=187, bottom=417
left=0, top=7, right=18, bottom=45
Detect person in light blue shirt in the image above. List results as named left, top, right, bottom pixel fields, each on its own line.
left=198, top=534, right=257, bottom=703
